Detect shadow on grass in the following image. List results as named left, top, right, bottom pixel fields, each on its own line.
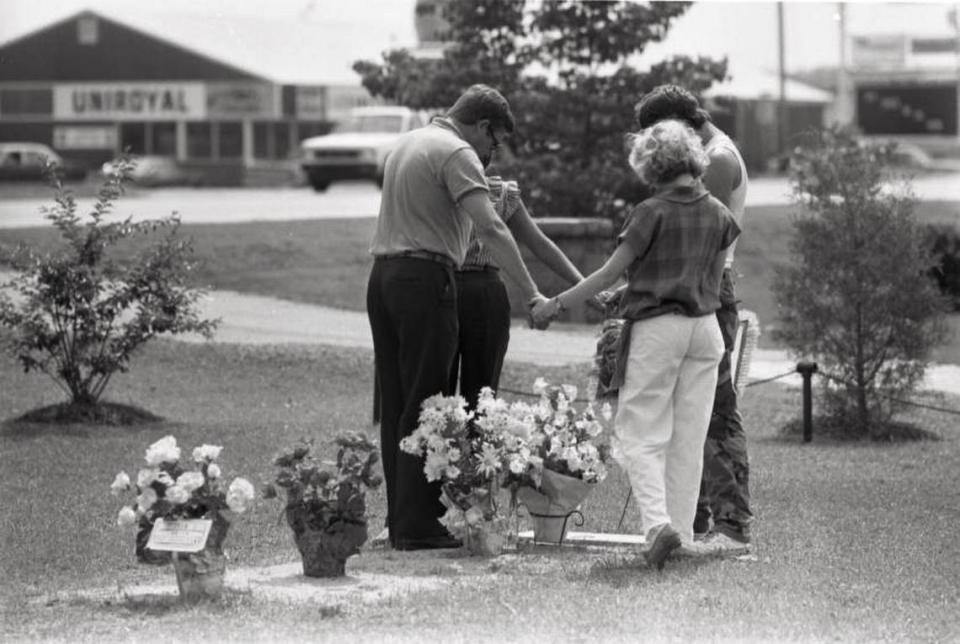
left=777, top=416, right=941, bottom=443
left=585, top=553, right=720, bottom=588
left=58, top=587, right=256, bottom=618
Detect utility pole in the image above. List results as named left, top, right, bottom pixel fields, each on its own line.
left=778, top=1, right=788, bottom=162
left=836, top=2, right=852, bottom=126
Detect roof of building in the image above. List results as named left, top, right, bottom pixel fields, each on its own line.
left=0, top=6, right=419, bottom=86
left=705, top=67, right=835, bottom=104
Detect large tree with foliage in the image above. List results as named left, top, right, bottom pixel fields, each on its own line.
left=353, top=0, right=727, bottom=222
left=774, top=127, right=948, bottom=437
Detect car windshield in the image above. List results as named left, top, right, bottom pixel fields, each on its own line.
left=333, top=115, right=405, bottom=134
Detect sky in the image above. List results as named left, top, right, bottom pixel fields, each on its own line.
left=0, top=0, right=957, bottom=83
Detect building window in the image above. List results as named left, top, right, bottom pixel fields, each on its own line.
left=0, top=88, right=53, bottom=115
left=151, top=123, right=176, bottom=156
left=187, top=122, right=212, bottom=159
left=217, top=121, right=243, bottom=159
left=120, top=122, right=147, bottom=155
left=77, top=16, right=99, bottom=45
left=298, top=121, right=332, bottom=141
left=274, top=123, right=292, bottom=159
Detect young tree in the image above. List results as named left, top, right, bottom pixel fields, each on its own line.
left=353, top=0, right=727, bottom=221
left=773, top=127, right=948, bottom=437
left=0, top=160, right=219, bottom=421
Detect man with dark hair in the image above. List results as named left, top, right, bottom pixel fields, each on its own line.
left=634, top=84, right=753, bottom=555
left=368, top=84, right=548, bottom=551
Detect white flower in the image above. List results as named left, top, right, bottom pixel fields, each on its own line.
left=165, top=485, right=190, bottom=505
left=561, top=384, right=578, bottom=402
left=145, top=435, right=181, bottom=466
left=116, top=506, right=137, bottom=527
left=177, top=471, right=206, bottom=492
left=424, top=452, right=448, bottom=482
left=533, top=377, right=548, bottom=395
left=477, top=443, right=501, bottom=478
left=601, top=402, right=613, bottom=421
left=110, top=471, right=131, bottom=495
left=136, top=487, right=158, bottom=512
left=226, top=477, right=255, bottom=513
left=206, top=463, right=221, bottom=479
left=137, top=468, right=157, bottom=489
left=464, top=506, right=484, bottom=526
left=192, top=444, right=223, bottom=463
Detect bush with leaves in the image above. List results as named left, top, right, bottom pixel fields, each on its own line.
left=354, top=0, right=727, bottom=222
left=773, top=126, right=948, bottom=437
left=0, top=159, right=218, bottom=419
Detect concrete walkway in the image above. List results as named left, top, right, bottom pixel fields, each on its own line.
left=180, top=288, right=960, bottom=395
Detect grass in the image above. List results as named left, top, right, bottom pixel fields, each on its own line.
left=2, top=200, right=959, bottom=358
left=2, top=340, right=959, bottom=641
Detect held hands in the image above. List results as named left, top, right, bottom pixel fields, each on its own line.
left=530, top=295, right=562, bottom=329
left=526, top=293, right=552, bottom=330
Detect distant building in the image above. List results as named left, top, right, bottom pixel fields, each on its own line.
left=843, top=32, right=959, bottom=155
left=0, top=10, right=379, bottom=184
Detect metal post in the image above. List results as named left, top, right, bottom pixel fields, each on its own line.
left=796, top=362, right=818, bottom=442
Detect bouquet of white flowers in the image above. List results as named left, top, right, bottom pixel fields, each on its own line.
left=112, top=435, right=254, bottom=564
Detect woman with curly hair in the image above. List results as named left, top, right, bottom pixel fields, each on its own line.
left=532, top=119, right=739, bottom=569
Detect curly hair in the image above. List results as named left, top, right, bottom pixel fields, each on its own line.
left=627, top=119, right=709, bottom=186
left=634, top=84, right=711, bottom=130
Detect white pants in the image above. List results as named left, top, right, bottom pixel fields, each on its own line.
left=614, top=313, right=723, bottom=545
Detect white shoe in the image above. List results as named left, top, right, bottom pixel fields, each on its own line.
left=699, top=532, right=751, bottom=556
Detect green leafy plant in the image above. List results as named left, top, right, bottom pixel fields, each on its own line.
left=774, top=126, right=948, bottom=437
left=0, top=159, right=218, bottom=420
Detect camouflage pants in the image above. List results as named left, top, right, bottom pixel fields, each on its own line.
left=694, top=269, right=752, bottom=542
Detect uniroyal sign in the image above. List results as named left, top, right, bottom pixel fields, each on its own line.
left=53, top=83, right=206, bottom=120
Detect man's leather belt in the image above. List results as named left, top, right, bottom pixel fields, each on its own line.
left=376, top=250, right=456, bottom=269
left=457, top=264, right=499, bottom=273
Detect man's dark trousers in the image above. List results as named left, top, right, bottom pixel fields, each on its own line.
left=448, top=269, right=511, bottom=409
left=695, top=268, right=753, bottom=542
left=367, top=256, right=459, bottom=546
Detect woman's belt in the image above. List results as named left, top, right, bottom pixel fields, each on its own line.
left=456, top=264, right=499, bottom=274
left=375, top=249, right=455, bottom=269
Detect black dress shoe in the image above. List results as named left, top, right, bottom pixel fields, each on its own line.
left=393, top=535, right=463, bottom=551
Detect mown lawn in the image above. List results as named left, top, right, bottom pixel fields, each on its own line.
left=3, top=200, right=959, bottom=358
left=2, top=340, right=959, bottom=641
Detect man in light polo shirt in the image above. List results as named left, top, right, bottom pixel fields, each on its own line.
left=367, top=84, right=547, bottom=551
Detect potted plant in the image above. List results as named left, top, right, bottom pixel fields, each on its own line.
left=509, top=379, right=611, bottom=545
left=262, top=432, right=381, bottom=578
left=400, top=393, right=517, bottom=556
left=112, top=435, right=255, bottom=602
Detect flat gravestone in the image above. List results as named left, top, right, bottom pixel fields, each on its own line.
left=517, top=531, right=645, bottom=548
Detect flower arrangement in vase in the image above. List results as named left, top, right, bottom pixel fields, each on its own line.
left=506, top=379, right=611, bottom=545
left=400, top=393, right=522, bottom=556
left=112, top=435, right=255, bottom=601
left=262, top=432, right=381, bottom=577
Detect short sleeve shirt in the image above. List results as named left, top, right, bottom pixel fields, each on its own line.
left=618, top=183, right=740, bottom=320
left=369, top=117, right=489, bottom=265
left=460, top=175, right=522, bottom=268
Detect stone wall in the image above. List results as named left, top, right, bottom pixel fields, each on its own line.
left=502, top=217, right=616, bottom=324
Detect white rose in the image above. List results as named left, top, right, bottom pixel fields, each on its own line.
left=144, top=435, right=180, bottom=466
left=177, top=471, right=206, bottom=492
left=137, top=468, right=157, bottom=489
left=226, top=478, right=255, bottom=513
left=116, top=506, right=137, bottom=527
left=192, top=444, right=223, bottom=463
left=165, top=485, right=190, bottom=505
left=110, top=471, right=131, bottom=495
left=136, top=488, right=158, bottom=512
left=206, top=463, right=221, bottom=479
left=533, top=377, right=548, bottom=395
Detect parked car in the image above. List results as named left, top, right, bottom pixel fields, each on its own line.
left=0, top=142, right=87, bottom=181
left=299, top=106, right=429, bottom=192
left=101, top=155, right=200, bottom=187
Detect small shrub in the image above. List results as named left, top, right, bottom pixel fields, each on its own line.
left=773, top=126, right=949, bottom=438
left=0, top=159, right=218, bottom=417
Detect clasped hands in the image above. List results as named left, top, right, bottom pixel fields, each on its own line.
left=527, top=289, right=620, bottom=330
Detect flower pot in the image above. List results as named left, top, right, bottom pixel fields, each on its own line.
left=293, top=522, right=367, bottom=578
left=172, top=548, right=226, bottom=602
left=517, top=469, right=597, bottom=545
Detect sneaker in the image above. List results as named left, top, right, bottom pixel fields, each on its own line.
left=699, top=531, right=751, bottom=556
left=643, top=523, right=682, bottom=570
left=674, top=542, right=709, bottom=558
